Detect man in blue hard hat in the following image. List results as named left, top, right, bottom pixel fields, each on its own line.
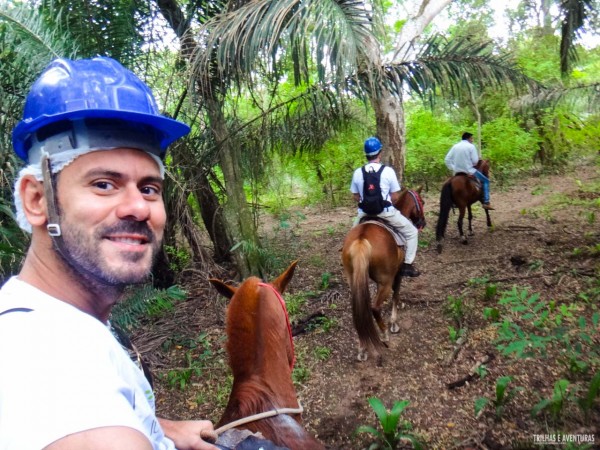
left=350, top=137, right=420, bottom=277
left=0, top=57, right=217, bottom=449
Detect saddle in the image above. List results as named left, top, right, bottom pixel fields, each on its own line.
left=358, top=217, right=406, bottom=247
left=455, top=173, right=483, bottom=197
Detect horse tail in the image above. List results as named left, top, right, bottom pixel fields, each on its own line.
left=436, top=181, right=453, bottom=243
left=347, top=238, right=383, bottom=351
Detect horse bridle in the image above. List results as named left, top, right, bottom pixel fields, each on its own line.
left=408, top=189, right=426, bottom=231
left=258, top=282, right=296, bottom=370
left=213, top=282, right=300, bottom=437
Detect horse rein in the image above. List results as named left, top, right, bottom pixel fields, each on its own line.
left=214, top=403, right=304, bottom=435
left=212, top=282, right=301, bottom=437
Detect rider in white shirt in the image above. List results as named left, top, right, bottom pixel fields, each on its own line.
left=445, top=132, right=494, bottom=210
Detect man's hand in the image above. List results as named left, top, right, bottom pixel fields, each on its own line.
left=158, top=418, right=218, bottom=450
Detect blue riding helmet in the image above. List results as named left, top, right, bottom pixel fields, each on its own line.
left=12, top=57, right=190, bottom=162
left=364, top=136, right=382, bottom=156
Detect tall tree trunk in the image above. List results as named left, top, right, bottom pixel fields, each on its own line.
left=371, top=0, right=451, bottom=181
left=371, top=91, right=406, bottom=180
left=206, top=98, right=261, bottom=277
left=156, top=0, right=262, bottom=275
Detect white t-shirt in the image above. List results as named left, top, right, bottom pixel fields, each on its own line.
left=444, top=140, right=478, bottom=175
left=350, top=162, right=401, bottom=213
left=0, top=277, right=175, bottom=450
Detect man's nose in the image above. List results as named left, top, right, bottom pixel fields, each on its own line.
left=116, top=186, right=151, bottom=221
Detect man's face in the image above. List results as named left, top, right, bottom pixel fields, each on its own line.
left=54, top=148, right=166, bottom=286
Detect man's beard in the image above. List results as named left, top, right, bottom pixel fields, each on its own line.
left=54, top=219, right=161, bottom=290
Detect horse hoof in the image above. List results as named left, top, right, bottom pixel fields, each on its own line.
left=390, top=323, right=400, bottom=334
left=468, top=232, right=474, bottom=237
left=376, top=355, right=383, bottom=367
left=357, top=351, right=368, bottom=362
left=437, top=243, right=443, bottom=254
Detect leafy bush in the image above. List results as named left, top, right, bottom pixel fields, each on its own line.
left=356, top=397, right=423, bottom=450
left=481, top=117, right=539, bottom=181
left=111, top=284, right=187, bottom=330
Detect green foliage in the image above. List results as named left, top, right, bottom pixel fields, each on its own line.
left=284, top=292, right=310, bottom=319
left=448, top=326, right=464, bottom=344
left=484, top=283, right=498, bottom=301
left=0, top=196, right=27, bottom=284
left=320, top=272, right=331, bottom=289
left=313, top=346, right=331, bottom=361
left=531, top=379, right=575, bottom=421
left=356, top=397, right=423, bottom=450
left=111, top=285, right=187, bottom=331
left=475, top=376, right=523, bottom=420
left=405, top=106, right=457, bottom=187
left=480, top=117, right=539, bottom=181
left=577, top=371, right=600, bottom=423
left=161, top=333, right=222, bottom=391
left=492, top=287, right=600, bottom=375
left=474, top=364, right=488, bottom=379
left=444, top=295, right=466, bottom=323
left=163, top=245, right=191, bottom=273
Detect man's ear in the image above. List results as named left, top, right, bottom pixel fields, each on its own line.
left=19, top=175, right=48, bottom=227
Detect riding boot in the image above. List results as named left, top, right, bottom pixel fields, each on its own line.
left=482, top=203, right=495, bottom=210
left=400, top=263, right=421, bottom=277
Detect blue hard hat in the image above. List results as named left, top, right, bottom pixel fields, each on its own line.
left=12, top=57, right=190, bottom=162
left=364, top=136, right=382, bottom=156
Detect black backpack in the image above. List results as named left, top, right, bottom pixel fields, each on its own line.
left=359, top=165, right=392, bottom=215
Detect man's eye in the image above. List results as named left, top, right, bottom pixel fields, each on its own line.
left=141, top=186, right=161, bottom=196
left=93, top=181, right=114, bottom=190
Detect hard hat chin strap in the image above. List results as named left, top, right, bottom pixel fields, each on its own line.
left=41, top=154, right=62, bottom=237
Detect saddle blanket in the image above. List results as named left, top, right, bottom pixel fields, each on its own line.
left=361, top=220, right=406, bottom=247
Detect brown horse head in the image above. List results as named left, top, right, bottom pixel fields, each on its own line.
left=209, top=261, right=325, bottom=450
left=394, top=186, right=426, bottom=230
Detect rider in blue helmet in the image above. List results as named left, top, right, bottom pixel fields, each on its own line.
left=0, top=57, right=219, bottom=449
left=350, top=136, right=420, bottom=277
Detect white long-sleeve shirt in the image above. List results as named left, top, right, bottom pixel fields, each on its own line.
left=445, top=139, right=479, bottom=175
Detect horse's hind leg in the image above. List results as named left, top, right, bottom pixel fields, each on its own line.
left=372, top=283, right=392, bottom=344
left=357, top=339, right=368, bottom=362
left=389, top=272, right=403, bottom=334
left=467, top=205, right=474, bottom=236
left=457, top=207, right=468, bottom=244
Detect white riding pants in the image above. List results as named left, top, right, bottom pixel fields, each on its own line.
left=354, top=208, right=418, bottom=264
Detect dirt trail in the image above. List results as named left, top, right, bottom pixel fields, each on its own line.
left=151, top=161, right=599, bottom=449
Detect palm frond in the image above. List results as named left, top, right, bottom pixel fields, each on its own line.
left=373, top=35, right=541, bottom=102
left=510, top=81, right=600, bottom=113
left=559, top=0, right=594, bottom=77
left=0, top=4, right=79, bottom=61
left=191, top=0, right=378, bottom=90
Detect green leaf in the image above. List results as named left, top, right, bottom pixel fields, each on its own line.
left=368, top=397, right=390, bottom=427
left=474, top=397, right=489, bottom=416
left=531, top=398, right=551, bottom=417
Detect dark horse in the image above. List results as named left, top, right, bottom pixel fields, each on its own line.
left=209, top=261, right=324, bottom=450
left=341, top=187, right=426, bottom=363
left=435, top=160, right=492, bottom=253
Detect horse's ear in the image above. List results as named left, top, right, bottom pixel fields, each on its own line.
left=271, top=260, right=298, bottom=294
left=208, top=278, right=237, bottom=299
